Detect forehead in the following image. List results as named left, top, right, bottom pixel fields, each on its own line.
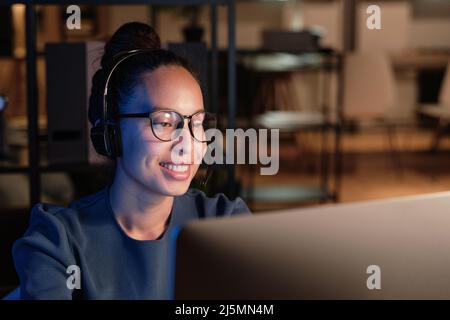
left=137, top=65, right=203, bottom=114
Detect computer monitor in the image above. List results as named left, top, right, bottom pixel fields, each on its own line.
left=174, top=191, right=450, bottom=299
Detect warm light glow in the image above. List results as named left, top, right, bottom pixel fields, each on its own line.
left=12, top=4, right=26, bottom=59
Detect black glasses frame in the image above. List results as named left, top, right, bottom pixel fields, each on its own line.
left=115, top=109, right=216, bottom=142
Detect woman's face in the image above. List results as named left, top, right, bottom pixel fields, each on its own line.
left=117, top=65, right=207, bottom=196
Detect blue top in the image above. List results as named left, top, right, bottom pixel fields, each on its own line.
left=12, top=186, right=251, bottom=300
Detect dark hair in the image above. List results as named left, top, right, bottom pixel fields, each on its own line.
left=88, top=22, right=199, bottom=127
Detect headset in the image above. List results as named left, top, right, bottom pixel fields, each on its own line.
left=90, top=48, right=155, bottom=159
left=89, top=48, right=213, bottom=187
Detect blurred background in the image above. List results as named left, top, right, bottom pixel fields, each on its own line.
left=1, top=0, right=450, bottom=295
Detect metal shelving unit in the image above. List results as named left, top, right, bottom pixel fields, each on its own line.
left=2, top=0, right=237, bottom=208
left=239, top=50, right=343, bottom=206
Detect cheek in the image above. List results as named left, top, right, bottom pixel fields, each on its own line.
left=121, top=124, right=164, bottom=166
left=143, top=143, right=171, bottom=167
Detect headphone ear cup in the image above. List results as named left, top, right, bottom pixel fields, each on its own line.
left=90, top=124, right=108, bottom=157
left=114, top=125, right=123, bottom=158
left=108, top=123, right=123, bottom=158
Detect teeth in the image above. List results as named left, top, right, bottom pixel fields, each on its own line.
left=159, top=162, right=189, bottom=172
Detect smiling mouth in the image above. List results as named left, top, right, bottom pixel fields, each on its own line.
left=159, top=162, right=190, bottom=172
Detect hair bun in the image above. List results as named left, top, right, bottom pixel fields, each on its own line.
left=89, top=22, right=161, bottom=127
left=100, top=22, right=161, bottom=69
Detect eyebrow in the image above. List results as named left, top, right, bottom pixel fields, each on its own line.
left=150, top=106, right=205, bottom=114
left=150, top=106, right=167, bottom=111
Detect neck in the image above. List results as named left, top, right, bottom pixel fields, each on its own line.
left=108, top=165, right=174, bottom=240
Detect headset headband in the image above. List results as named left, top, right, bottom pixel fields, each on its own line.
left=100, top=48, right=157, bottom=156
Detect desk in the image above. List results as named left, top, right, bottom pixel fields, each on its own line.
left=391, top=50, right=450, bottom=71
left=391, top=50, right=450, bottom=111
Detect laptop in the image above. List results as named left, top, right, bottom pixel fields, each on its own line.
left=174, top=191, right=450, bottom=299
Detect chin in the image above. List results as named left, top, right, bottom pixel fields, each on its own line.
left=163, top=181, right=191, bottom=197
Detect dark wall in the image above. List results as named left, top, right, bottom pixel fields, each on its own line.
left=0, top=208, right=29, bottom=297
left=0, top=6, right=13, bottom=57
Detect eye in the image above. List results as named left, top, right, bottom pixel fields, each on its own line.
left=153, top=121, right=173, bottom=129
left=155, top=121, right=172, bottom=128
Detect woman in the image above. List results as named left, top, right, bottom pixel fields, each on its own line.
left=13, top=22, right=251, bottom=300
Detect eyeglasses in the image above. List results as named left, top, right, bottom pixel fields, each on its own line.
left=116, top=110, right=217, bottom=142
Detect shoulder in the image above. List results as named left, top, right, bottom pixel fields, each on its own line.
left=181, top=188, right=252, bottom=218
left=12, top=202, right=77, bottom=277
left=67, top=187, right=108, bottom=211
left=14, top=187, right=108, bottom=253
left=11, top=191, right=110, bottom=300
left=15, top=202, right=75, bottom=250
